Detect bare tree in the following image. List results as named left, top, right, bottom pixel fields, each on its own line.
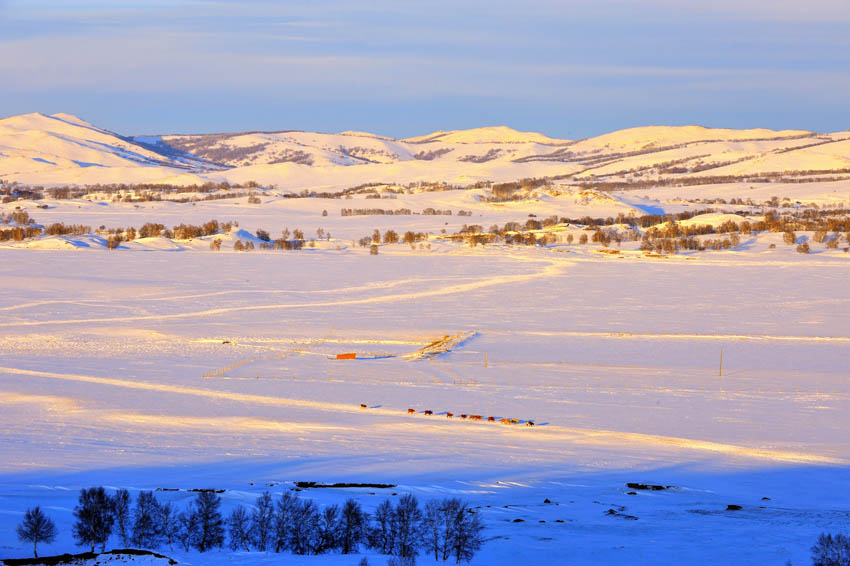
left=16, top=506, right=57, bottom=558
left=176, top=511, right=198, bottom=552
left=227, top=505, right=252, bottom=551
left=289, top=498, right=319, bottom=555
left=316, top=504, right=340, bottom=553
left=450, top=502, right=484, bottom=564
left=251, top=492, right=274, bottom=551
left=273, top=492, right=297, bottom=553
left=112, top=489, right=131, bottom=547
left=73, top=487, right=115, bottom=552
left=202, top=219, right=219, bottom=236
left=393, top=494, right=422, bottom=560
left=158, top=502, right=179, bottom=552
left=369, top=499, right=395, bottom=555
left=191, top=491, right=224, bottom=552
left=340, top=499, right=367, bottom=554
left=423, top=498, right=456, bottom=561
left=131, top=491, right=162, bottom=549
left=811, top=533, right=850, bottom=566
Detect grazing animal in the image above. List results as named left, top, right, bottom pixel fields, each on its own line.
left=446, top=413, right=453, bottom=418
left=526, top=420, right=535, bottom=427
left=501, top=418, right=510, bottom=424
left=460, top=414, right=467, bottom=419
left=487, top=416, right=495, bottom=422
left=360, top=404, right=367, bottom=409
left=510, top=418, right=519, bottom=424
left=407, top=408, right=415, bottom=414
left=424, top=410, right=433, bottom=416
left=471, top=415, right=482, bottom=420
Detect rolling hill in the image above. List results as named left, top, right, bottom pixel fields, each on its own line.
left=2, top=113, right=849, bottom=191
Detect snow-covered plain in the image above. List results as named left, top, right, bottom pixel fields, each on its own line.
left=2, top=117, right=850, bottom=565
left=2, top=195, right=850, bottom=565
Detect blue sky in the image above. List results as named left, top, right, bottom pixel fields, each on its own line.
left=1, top=0, right=848, bottom=138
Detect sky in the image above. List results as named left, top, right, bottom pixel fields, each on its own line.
left=0, top=0, right=849, bottom=139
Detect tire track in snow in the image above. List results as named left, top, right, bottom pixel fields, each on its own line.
left=0, top=277, right=459, bottom=311
left=0, top=364, right=843, bottom=466
left=4, top=258, right=567, bottom=327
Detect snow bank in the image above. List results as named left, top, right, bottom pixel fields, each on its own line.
left=1, top=549, right=176, bottom=566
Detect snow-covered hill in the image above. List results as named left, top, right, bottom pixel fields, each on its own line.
left=403, top=125, right=569, bottom=144
left=2, top=113, right=850, bottom=189
left=0, top=113, right=218, bottom=186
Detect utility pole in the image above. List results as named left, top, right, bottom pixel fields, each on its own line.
left=719, top=347, right=723, bottom=377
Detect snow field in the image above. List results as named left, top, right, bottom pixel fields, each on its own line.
left=1, top=243, right=848, bottom=563
left=1, top=167, right=850, bottom=564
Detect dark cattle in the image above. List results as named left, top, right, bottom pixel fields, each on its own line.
left=526, top=420, right=535, bottom=427
left=407, top=408, right=415, bottom=414
left=424, top=410, right=433, bottom=416
left=470, top=415, right=482, bottom=420
left=487, top=416, right=495, bottom=422
left=360, top=404, right=367, bottom=409
left=446, top=412, right=453, bottom=418
left=460, top=414, right=467, bottom=419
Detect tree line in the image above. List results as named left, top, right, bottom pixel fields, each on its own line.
left=0, top=210, right=41, bottom=241
left=0, top=181, right=265, bottom=202
left=442, top=209, right=850, bottom=253
left=15, top=487, right=485, bottom=563
left=340, top=208, right=455, bottom=217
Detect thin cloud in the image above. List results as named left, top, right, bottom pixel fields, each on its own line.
left=1, top=0, right=847, bottom=136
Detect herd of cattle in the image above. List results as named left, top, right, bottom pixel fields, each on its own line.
left=358, top=404, right=534, bottom=426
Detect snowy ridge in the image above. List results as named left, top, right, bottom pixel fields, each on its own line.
left=0, top=113, right=219, bottom=186
left=1, top=113, right=850, bottom=189
left=403, top=125, right=569, bottom=144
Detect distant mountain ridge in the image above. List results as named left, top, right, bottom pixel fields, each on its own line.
left=1, top=112, right=848, bottom=189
